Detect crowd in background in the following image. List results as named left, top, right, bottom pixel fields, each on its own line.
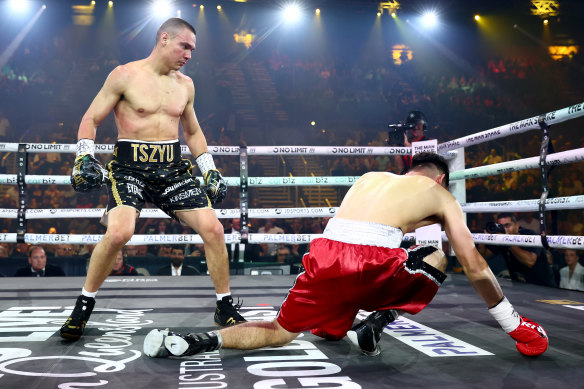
left=1, top=17, right=583, bottom=290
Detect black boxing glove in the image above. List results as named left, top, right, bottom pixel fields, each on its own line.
left=196, top=152, right=227, bottom=205
left=489, top=297, right=548, bottom=356
left=71, top=139, right=108, bottom=193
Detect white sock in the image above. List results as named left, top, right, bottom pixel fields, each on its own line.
left=216, top=292, right=231, bottom=301
left=82, top=287, right=97, bottom=298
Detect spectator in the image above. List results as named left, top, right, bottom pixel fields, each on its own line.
left=156, top=246, right=200, bottom=276
left=559, top=249, right=584, bottom=291
left=517, top=213, right=539, bottom=232
left=14, top=246, right=66, bottom=277
left=157, top=245, right=173, bottom=258
left=483, top=148, right=503, bottom=165
left=123, top=245, right=139, bottom=257
left=55, top=244, right=77, bottom=257
left=109, top=250, right=139, bottom=276
left=485, top=213, right=556, bottom=287
left=275, top=245, right=291, bottom=264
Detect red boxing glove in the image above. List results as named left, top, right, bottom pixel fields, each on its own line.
left=508, top=316, right=548, bottom=356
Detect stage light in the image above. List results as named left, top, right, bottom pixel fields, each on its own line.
left=315, top=8, right=320, bottom=15
left=391, top=12, right=397, bottom=18
left=151, top=0, right=173, bottom=17
left=9, top=0, right=31, bottom=13
left=310, top=121, right=316, bottom=126
left=217, top=5, right=221, bottom=10
left=474, top=14, right=480, bottom=21
left=543, top=19, right=549, bottom=25
left=108, top=1, right=113, bottom=7
left=377, top=11, right=381, bottom=17
left=421, top=10, right=438, bottom=28
left=282, top=3, right=302, bottom=24
left=91, top=0, right=96, bottom=5
left=200, top=4, right=204, bottom=9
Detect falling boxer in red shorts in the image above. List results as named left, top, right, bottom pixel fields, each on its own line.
left=144, top=152, right=548, bottom=359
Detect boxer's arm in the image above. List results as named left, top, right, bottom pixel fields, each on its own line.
left=181, top=81, right=208, bottom=158
left=441, top=198, right=503, bottom=307
left=78, top=66, right=126, bottom=141
left=441, top=194, right=548, bottom=356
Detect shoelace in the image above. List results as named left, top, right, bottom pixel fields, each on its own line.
left=233, top=298, right=243, bottom=310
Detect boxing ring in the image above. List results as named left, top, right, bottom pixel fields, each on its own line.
left=0, top=101, right=583, bottom=388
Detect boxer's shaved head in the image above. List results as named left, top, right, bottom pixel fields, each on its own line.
left=156, top=18, right=196, bottom=44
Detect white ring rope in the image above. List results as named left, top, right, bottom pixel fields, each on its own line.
left=2, top=195, right=584, bottom=220
left=0, top=175, right=365, bottom=187
left=0, top=143, right=458, bottom=159
left=0, top=232, right=582, bottom=249
left=1, top=148, right=582, bottom=186
left=460, top=195, right=584, bottom=213
left=450, top=147, right=584, bottom=181
left=0, top=207, right=340, bottom=219
left=438, top=101, right=584, bottom=152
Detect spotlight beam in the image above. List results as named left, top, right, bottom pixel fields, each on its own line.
left=0, top=5, right=46, bottom=69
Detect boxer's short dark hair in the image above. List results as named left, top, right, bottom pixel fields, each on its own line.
left=411, top=152, right=449, bottom=187
left=156, top=18, right=196, bottom=43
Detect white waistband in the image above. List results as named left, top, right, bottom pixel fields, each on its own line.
left=323, top=218, right=404, bottom=248
left=118, top=139, right=179, bottom=144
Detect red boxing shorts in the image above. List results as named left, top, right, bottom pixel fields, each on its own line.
left=277, top=223, right=446, bottom=339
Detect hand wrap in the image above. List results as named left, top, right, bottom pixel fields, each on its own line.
left=196, top=152, right=227, bottom=205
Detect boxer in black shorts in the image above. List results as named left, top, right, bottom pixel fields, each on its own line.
left=61, top=18, right=246, bottom=341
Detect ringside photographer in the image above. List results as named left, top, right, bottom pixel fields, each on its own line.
left=387, top=110, right=430, bottom=173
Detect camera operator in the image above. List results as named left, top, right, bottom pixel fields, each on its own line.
left=387, top=111, right=429, bottom=173
left=484, top=213, right=556, bottom=287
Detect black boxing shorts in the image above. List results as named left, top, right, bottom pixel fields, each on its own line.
left=102, top=139, right=211, bottom=225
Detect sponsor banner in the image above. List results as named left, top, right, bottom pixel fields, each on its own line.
left=461, top=195, right=584, bottom=213
left=0, top=233, right=17, bottom=243
left=247, top=146, right=411, bottom=156
left=467, top=233, right=584, bottom=249
left=412, top=139, right=438, bottom=155
left=0, top=209, right=18, bottom=219
left=0, top=175, right=18, bottom=185
left=450, top=148, right=584, bottom=181
left=248, top=234, right=320, bottom=243
left=13, top=231, right=584, bottom=248
left=180, top=145, right=240, bottom=155
left=25, top=208, right=104, bottom=219
left=25, top=175, right=70, bottom=185
left=416, top=224, right=442, bottom=247
left=0, top=305, right=151, bottom=387
left=249, top=207, right=338, bottom=218
left=439, top=102, right=584, bottom=152
left=412, top=140, right=441, bottom=247
left=20, top=207, right=340, bottom=220
left=19, top=143, right=115, bottom=154
left=355, top=312, right=493, bottom=357
left=0, top=143, right=19, bottom=152
left=0, top=176, right=239, bottom=187
left=248, top=176, right=360, bottom=187
left=21, top=234, right=240, bottom=245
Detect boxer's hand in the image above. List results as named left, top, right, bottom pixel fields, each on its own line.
left=203, top=169, right=227, bottom=205
left=508, top=316, right=548, bottom=356
left=71, top=154, right=108, bottom=193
